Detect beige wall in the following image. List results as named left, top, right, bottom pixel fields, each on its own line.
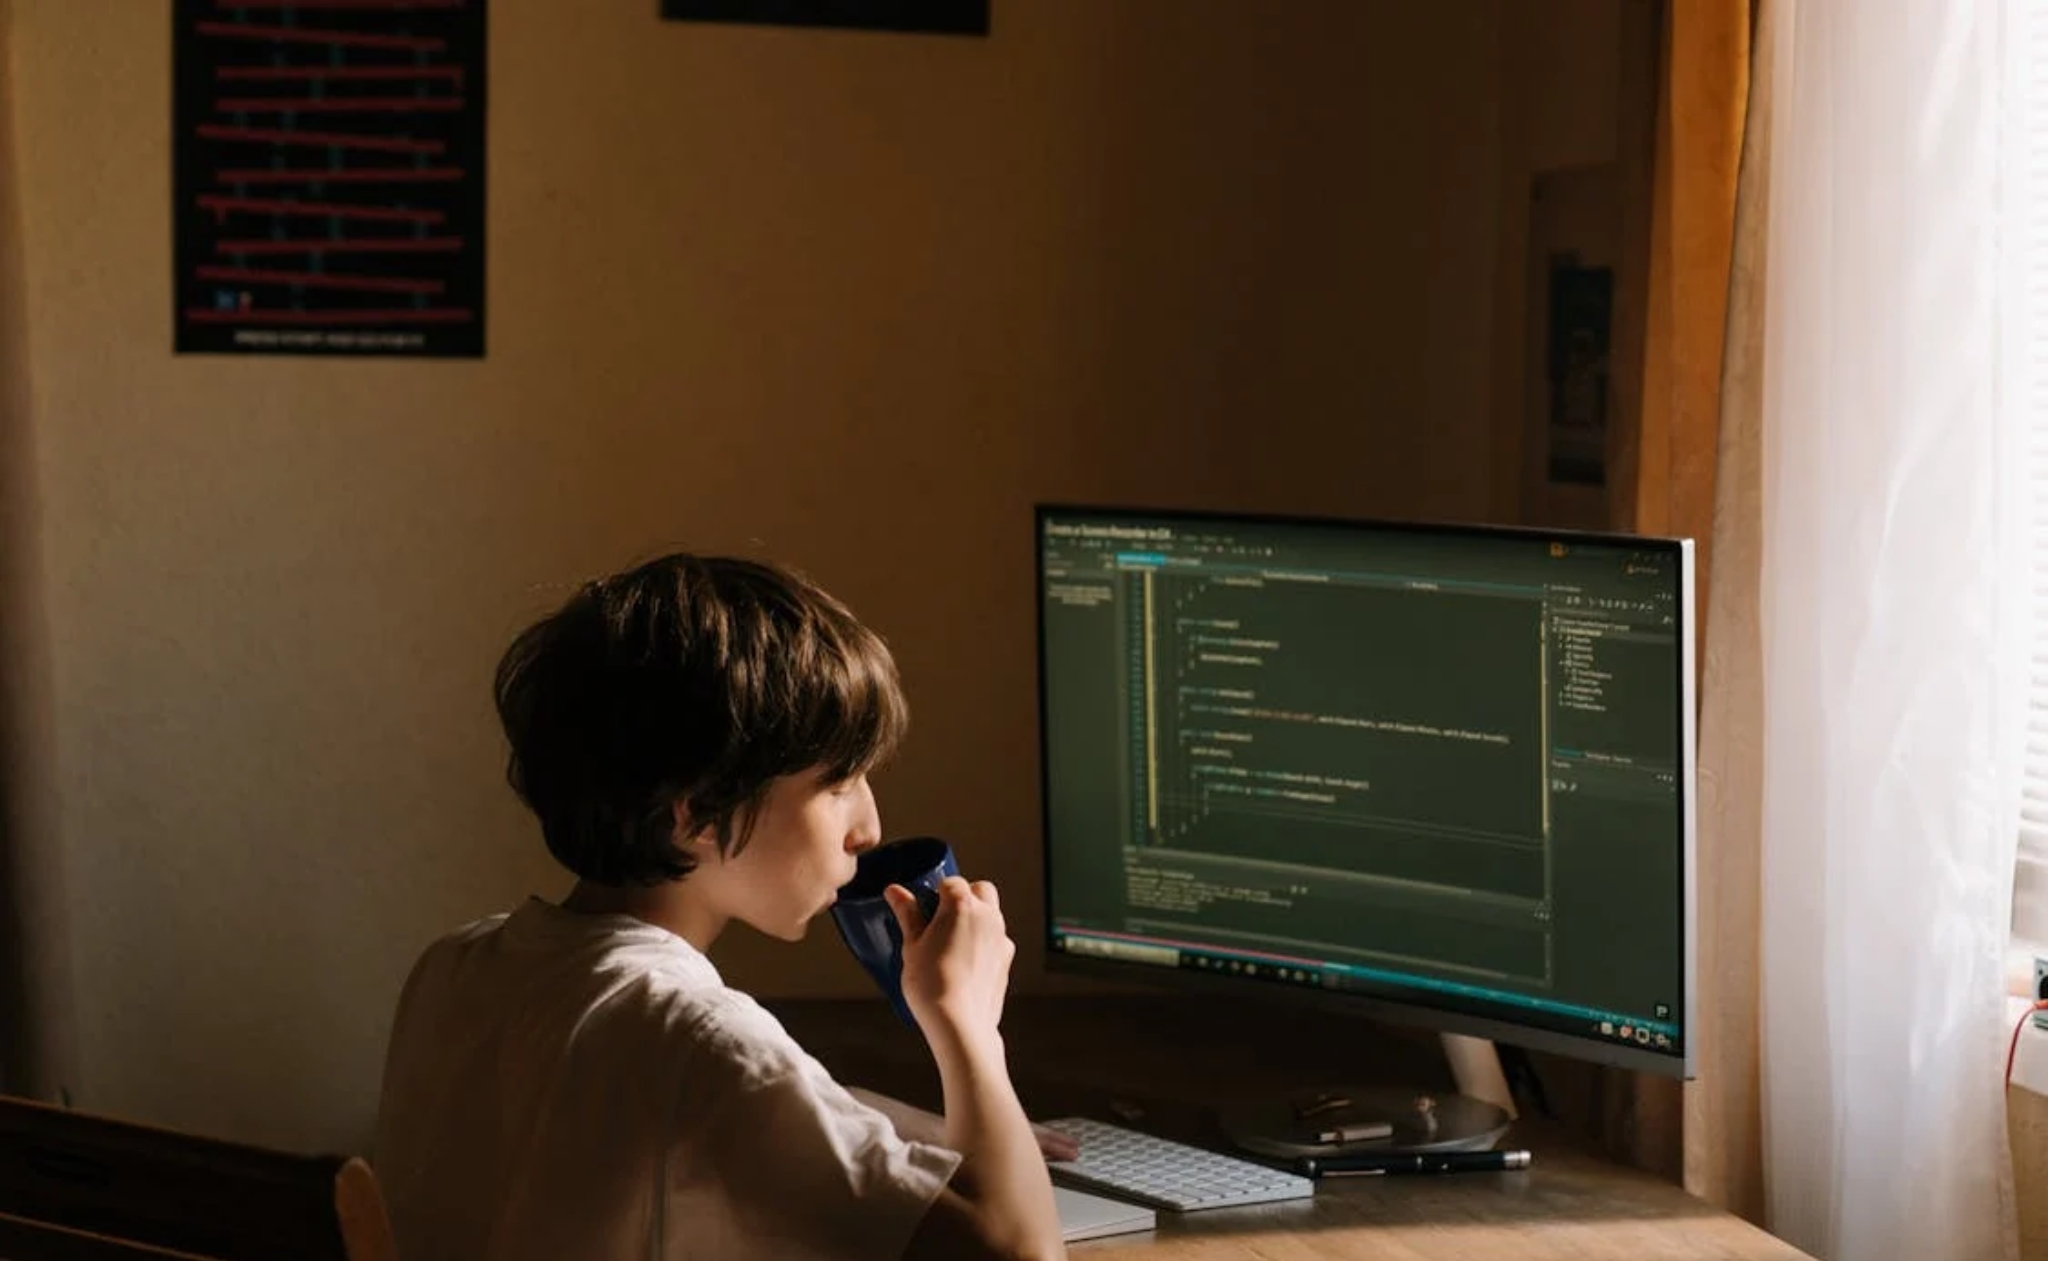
left=4, top=0, right=1622, bottom=1153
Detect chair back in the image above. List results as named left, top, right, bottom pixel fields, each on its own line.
left=0, top=1094, right=395, bottom=1261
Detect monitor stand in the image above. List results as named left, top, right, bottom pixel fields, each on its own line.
left=1215, top=1032, right=1516, bottom=1157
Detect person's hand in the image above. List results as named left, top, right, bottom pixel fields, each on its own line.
left=884, top=876, right=1014, bottom=1047
left=1032, top=1122, right=1081, bottom=1162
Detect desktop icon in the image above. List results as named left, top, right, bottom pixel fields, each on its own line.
left=1634, top=1027, right=1652, bottom=1045
left=1618, top=1025, right=1633, bottom=1041
left=1599, top=1020, right=1614, bottom=1036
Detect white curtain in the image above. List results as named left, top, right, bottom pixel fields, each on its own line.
left=1757, top=3, right=2027, bottom=1260
left=2007, top=0, right=2048, bottom=989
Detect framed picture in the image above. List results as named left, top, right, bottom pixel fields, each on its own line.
left=173, top=0, right=488, bottom=357
left=1545, top=257, right=1613, bottom=488
left=661, top=0, right=988, bottom=36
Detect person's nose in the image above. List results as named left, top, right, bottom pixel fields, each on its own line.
left=846, top=779, right=882, bottom=853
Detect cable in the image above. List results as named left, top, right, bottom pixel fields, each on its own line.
left=2006, top=999, right=2048, bottom=1088
left=1496, top=1045, right=1554, bottom=1120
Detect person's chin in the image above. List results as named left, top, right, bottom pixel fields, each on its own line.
left=786, top=886, right=845, bottom=940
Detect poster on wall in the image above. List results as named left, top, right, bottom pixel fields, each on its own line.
left=173, top=0, right=487, bottom=358
left=661, top=0, right=988, bottom=36
left=1545, top=257, right=1613, bottom=487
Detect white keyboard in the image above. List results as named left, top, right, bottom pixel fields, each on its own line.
left=1041, top=1117, right=1315, bottom=1213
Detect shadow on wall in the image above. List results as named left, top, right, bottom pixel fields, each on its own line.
left=1076, top=1, right=1505, bottom=526
left=0, top=0, right=77, bottom=1104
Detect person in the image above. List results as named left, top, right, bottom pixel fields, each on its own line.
left=374, top=554, right=1070, bottom=1261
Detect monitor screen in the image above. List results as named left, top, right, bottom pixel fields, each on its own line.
left=1037, top=505, right=1695, bottom=1076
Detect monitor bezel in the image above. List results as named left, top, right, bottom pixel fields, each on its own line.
left=1033, top=502, right=1698, bottom=1080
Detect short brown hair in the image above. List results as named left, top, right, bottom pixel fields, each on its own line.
left=492, top=554, right=907, bottom=886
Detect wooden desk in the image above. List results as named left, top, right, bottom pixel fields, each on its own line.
left=768, top=996, right=1810, bottom=1261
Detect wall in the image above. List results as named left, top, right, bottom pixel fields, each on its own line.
left=3, top=0, right=1614, bottom=1153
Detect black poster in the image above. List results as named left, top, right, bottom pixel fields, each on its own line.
left=173, top=1, right=487, bottom=358
left=661, top=0, right=988, bottom=36
left=1545, top=260, right=1613, bottom=487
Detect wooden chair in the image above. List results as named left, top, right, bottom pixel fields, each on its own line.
left=0, top=1094, right=395, bottom=1261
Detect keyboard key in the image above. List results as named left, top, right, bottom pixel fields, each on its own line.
left=1041, top=1117, right=1315, bottom=1213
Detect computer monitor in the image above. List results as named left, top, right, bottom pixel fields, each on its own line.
left=1037, top=505, right=1696, bottom=1147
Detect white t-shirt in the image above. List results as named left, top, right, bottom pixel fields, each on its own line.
left=375, top=898, right=963, bottom=1261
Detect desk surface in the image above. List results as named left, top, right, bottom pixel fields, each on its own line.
left=768, top=995, right=1810, bottom=1261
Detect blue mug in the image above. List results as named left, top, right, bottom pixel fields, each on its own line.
left=830, top=836, right=958, bottom=1028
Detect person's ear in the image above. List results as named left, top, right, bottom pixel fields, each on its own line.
left=671, top=801, right=721, bottom=862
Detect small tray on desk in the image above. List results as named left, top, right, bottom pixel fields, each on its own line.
left=1055, top=1185, right=1156, bottom=1243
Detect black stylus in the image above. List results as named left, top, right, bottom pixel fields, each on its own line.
left=1296, top=1149, right=1533, bottom=1178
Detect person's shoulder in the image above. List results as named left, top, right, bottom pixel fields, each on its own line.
left=397, top=899, right=684, bottom=1007
left=502, top=911, right=796, bottom=1074
left=433, top=910, right=513, bottom=952
left=646, top=981, right=809, bottom=1087
left=382, top=910, right=521, bottom=1055
left=398, top=909, right=512, bottom=984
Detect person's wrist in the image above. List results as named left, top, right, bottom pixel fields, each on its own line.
left=921, top=1008, right=1006, bottom=1068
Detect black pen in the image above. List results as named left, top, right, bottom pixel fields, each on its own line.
left=1296, top=1149, right=1533, bottom=1178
